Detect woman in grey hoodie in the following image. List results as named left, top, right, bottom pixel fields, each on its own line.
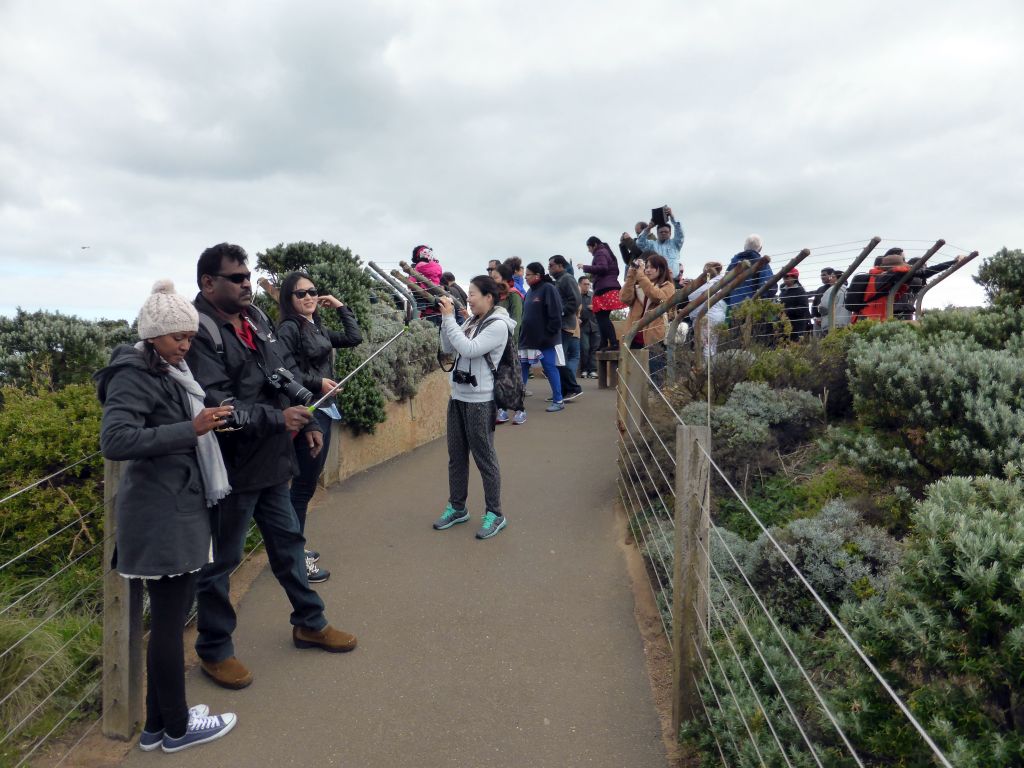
left=431, top=275, right=515, bottom=540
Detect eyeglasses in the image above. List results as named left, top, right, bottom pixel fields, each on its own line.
left=293, top=289, right=319, bottom=299
left=214, top=272, right=251, bottom=284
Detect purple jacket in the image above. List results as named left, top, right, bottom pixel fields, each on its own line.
left=581, top=244, right=622, bottom=295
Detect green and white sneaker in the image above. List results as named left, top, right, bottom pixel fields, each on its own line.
left=433, top=503, right=470, bottom=530
left=475, top=511, right=507, bottom=540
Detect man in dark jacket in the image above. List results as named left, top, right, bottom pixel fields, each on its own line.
left=724, top=234, right=775, bottom=309
left=548, top=255, right=583, bottom=401
left=778, top=268, right=811, bottom=339
left=186, top=243, right=356, bottom=690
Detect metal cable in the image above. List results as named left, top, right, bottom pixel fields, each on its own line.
left=615, top=476, right=671, bottom=643
left=616, top=439, right=676, bottom=586
left=693, top=552, right=797, bottom=768
left=695, top=531, right=825, bottom=767
left=0, top=505, right=102, bottom=574
left=615, top=379, right=677, bottom=467
left=12, top=673, right=104, bottom=768
left=51, top=708, right=104, bottom=768
left=615, top=467, right=674, bottom=628
left=1, top=531, right=114, bottom=618
left=692, top=622, right=745, bottom=760
left=699, top=446, right=952, bottom=768
left=690, top=669, right=731, bottom=767
left=615, top=392, right=677, bottom=517
left=0, top=452, right=102, bottom=507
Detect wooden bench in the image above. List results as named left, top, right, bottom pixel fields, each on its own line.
left=595, top=350, right=620, bottom=389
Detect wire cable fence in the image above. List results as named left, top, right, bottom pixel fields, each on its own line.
left=613, top=295, right=957, bottom=767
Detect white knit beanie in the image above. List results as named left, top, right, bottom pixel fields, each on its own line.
left=137, top=279, right=199, bottom=339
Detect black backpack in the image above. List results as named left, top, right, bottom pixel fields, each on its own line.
left=844, top=273, right=871, bottom=314
left=473, top=316, right=525, bottom=412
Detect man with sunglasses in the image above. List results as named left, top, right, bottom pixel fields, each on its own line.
left=186, top=243, right=357, bottom=691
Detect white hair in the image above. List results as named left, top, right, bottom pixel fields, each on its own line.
left=743, top=234, right=763, bottom=253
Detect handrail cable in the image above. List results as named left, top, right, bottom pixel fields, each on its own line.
left=0, top=505, right=101, bottom=574
left=615, top=477, right=672, bottom=642
left=692, top=535, right=805, bottom=768
left=616, top=471, right=674, bottom=629
left=616, top=396, right=677, bottom=514
left=689, top=669, right=731, bottom=767
left=0, top=647, right=101, bottom=748
left=0, top=613, right=100, bottom=712
left=616, top=369, right=678, bottom=467
left=615, top=464, right=675, bottom=623
left=13, top=674, right=104, bottom=768
left=0, top=571, right=106, bottom=666
left=0, top=451, right=101, bottom=507
left=697, top=444, right=954, bottom=768
left=694, top=530, right=825, bottom=768
left=1, top=531, right=114, bottom=617
left=693, top=639, right=744, bottom=759
left=708, top=523, right=863, bottom=762
left=52, top=709, right=104, bottom=768
left=690, top=588, right=768, bottom=767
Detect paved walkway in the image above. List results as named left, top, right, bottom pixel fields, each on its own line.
left=125, top=378, right=665, bottom=767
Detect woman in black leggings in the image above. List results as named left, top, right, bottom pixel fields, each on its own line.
left=96, top=280, right=237, bottom=753
left=578, top=235, right=625, bottom=350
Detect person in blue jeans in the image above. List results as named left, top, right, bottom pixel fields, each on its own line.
left=517, top=262, right=565, bottom=420
left=185, top=243, right=358, bottom=692
left=548, top=255, right=583, bottom=401
left=276, top=271, right=363, bottom=583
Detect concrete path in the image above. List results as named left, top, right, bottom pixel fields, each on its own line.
left=127, top=378, right=665, bottom=767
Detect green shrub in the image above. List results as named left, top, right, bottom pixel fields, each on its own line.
left=917, top=305, right=1024, bottom=350
left=0, top=311, right=132, bottom=392
left=849, top=468, right=1024, bottom=766
left=847, top=332, right=1024, bottom=480
left=0, top=385, right=104, bottom=577
left=974, top=247, right=1024, bottom=308
left=680, top=382, right=821, bottom=481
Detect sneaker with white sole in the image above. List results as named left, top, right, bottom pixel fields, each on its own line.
left=545, top=402, right=565, bottom=412
left=161, top=711, right=237, bottom=753
left=496, top=409, right=509, bottom=424
left=565, top=390, right=584, bottom=401
left=512, top=410, right=526, bottom=425
left=305, top=548, right=320, bottom=563
left=433, top=503, right=470, bottom=530
left=476, top=511, right=507, bottom=540
left=306, top=556, right=330, bottom=583
left=139, top=705, right=209, bottom=751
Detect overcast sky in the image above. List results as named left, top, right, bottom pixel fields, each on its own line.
left=1, top=0, right=1021, bottom=322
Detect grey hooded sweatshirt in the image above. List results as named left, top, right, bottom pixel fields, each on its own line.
left=439, top=307, right=516, bottom=403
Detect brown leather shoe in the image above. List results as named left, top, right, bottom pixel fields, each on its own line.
left=199, top=656, right=253, bottom=689
left=292, top=624, right=358, bottom=653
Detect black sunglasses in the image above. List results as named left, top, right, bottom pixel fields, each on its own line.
left=293, top=289, right=319, bottom=299
left=214, top=272, right=252, bottom=284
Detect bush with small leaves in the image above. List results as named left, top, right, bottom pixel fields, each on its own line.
left=974, top=246, right=1024, bottom=308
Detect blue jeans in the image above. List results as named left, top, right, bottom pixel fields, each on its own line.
left=195, top=482, right=327, bottom=662
left=521, top=347, right=562, bottom=404
left=648, top=342, right=666, bottom=387
left=290, top=410, right=334, bottom=534
left=559, top=331, right=581, bottom=396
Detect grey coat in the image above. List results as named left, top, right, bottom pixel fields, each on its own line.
left=95, top=345, right=211, bottom=578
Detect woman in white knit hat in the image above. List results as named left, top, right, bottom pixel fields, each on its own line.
left=94, top=280, right=237, bottom=753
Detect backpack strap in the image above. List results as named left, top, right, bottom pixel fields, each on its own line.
left=196, top=311, right=224, bottom=355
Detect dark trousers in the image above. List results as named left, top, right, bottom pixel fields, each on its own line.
left=447, top=399, right=502, bottom=515
left=558, top=331, right=582, bottom=396
left=596, top=310, right=618, bottom=350
left=195, top=483, right=327, bottom=662
left=290, top=410, right=334, bottom=534
left=579, top=326, right=601, bottom=374
left=144, top=572, right=197, bottom=738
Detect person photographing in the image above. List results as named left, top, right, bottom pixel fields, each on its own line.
left=431, top=277, right=515, bottom=540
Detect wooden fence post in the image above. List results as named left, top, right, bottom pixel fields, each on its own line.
left=671, top=424, right=711, bottom=736
left=616, top=347, right=649, bottom=437
left=102, top=459, right=144, bottom=739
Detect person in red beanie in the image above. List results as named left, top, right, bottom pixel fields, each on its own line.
left=778, top=268, right=811, bottom=339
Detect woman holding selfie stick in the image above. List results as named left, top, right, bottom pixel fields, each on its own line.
left=277, top=271, right=363, bottom=583
left=95, top=281, right=236, bottom=753
left=578, top=235, right=625, bottom=351
left=431, top=276, right=514, bottom=540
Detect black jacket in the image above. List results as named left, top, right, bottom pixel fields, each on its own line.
left=779, top=283, right=811, bottom=337
left=186, top=294, right=316, bottom=493
left=552, top=271, right=581, bottom=332
left=276, top=307, right=362, bottom=408
left=95, top=345, right=211, bottom=577
left=519, top=280, right=563, bottom=350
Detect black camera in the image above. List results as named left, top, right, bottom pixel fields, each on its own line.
left=452, top=369, right=478, bottom=387
left=266, top=367, right=315, bottom=405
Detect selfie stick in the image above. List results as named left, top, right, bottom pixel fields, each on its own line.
left=307, top=327, right=407, bottom=412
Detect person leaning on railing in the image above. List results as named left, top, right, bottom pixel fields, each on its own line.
left=94, top=280, right=237, bottom=753
left=686, top=261, right=727, bottom=358
left=619, top=253, right=676, bottom=386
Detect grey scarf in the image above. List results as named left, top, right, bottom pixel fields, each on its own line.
left=136, top=342, right=232, bottom=506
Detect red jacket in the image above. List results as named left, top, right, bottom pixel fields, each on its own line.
left=855, top=265, right=910, bottom=322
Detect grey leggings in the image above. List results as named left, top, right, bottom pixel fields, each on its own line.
left=446, top=399, right=502, bottom=515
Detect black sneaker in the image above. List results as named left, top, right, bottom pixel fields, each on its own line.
left=305, top=549, right=320, bottom=563
left=565, top=390, right=584, bottom=401
left=306, top=556, right=330, bottom=583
